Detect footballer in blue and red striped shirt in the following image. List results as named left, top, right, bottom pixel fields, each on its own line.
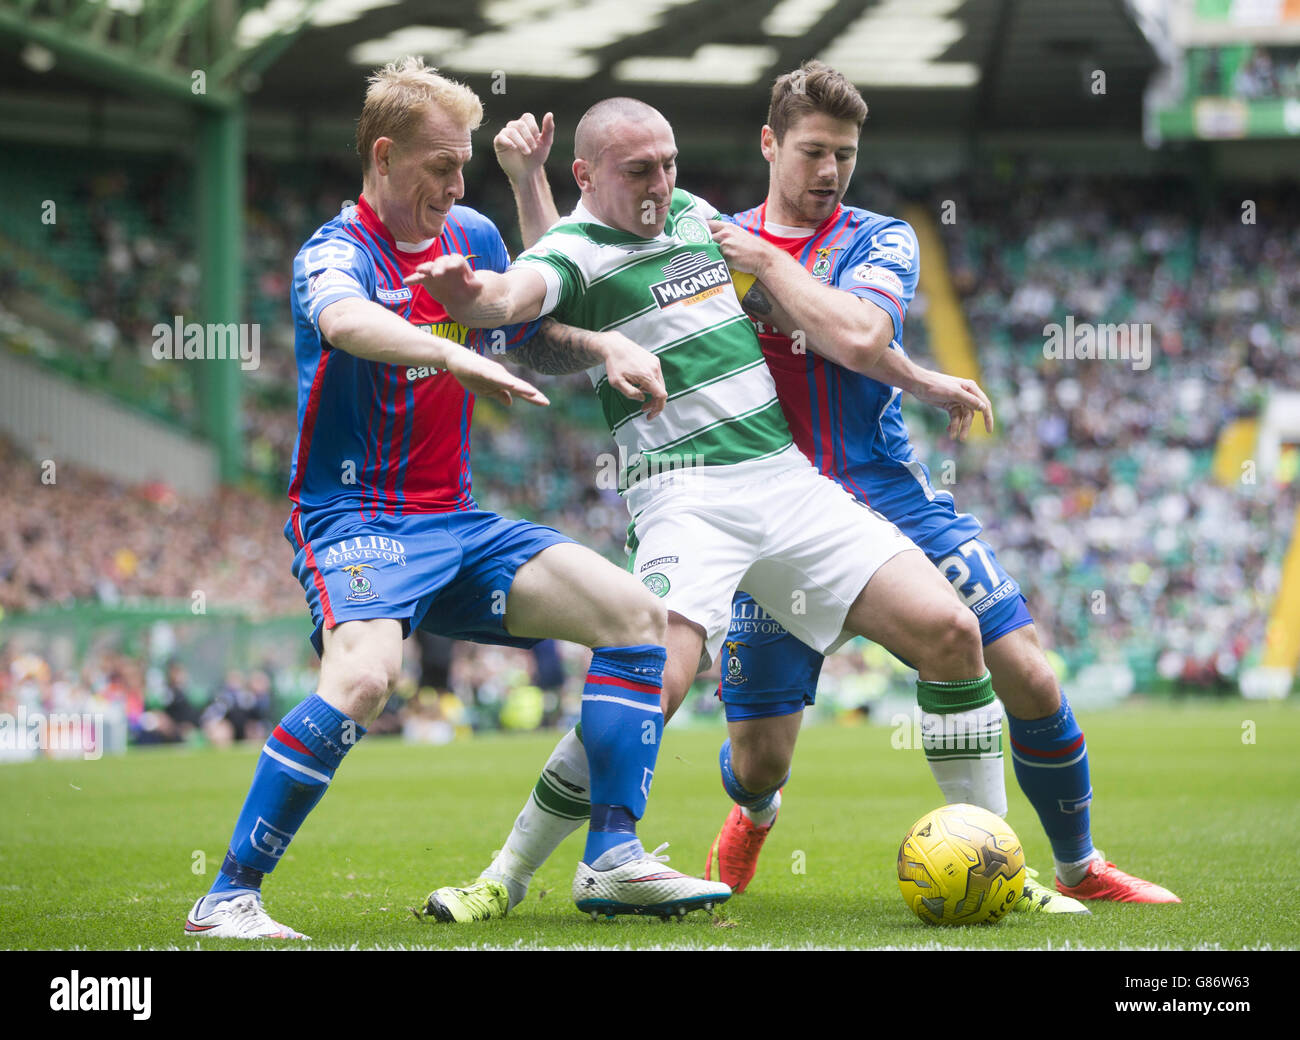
left=707, top=61, right=1177, bottom=906
left=186, top=62, right=731, bottom=941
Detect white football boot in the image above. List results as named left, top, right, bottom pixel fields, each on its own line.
left=573, top=841, right=731, bottom=920
left=184, top=892, right=311, bottom=940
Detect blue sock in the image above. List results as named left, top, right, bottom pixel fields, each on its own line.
left=581, top=645, right=665, bottom=865
left=718, top=738, right=785, bottom=813
left=207, top=694, right=365, bottom=899
left=1006, top=693, right=1094, bottom=864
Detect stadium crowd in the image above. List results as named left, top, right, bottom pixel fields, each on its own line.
left=2, top=152, right=1296, bottom=745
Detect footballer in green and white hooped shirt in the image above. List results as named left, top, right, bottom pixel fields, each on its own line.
left=408, top=98, right=995, bottom=922
left=410, top=96, right=928, bottom=662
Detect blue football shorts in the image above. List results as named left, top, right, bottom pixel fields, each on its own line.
left=286, top=508, right=572, bottom=656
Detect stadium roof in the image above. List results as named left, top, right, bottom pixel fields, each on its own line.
left=264, top=0, right=1162, bottom=132
left=0, top=0, right=1162, bottom=151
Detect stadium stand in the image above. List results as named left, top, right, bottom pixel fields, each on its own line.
left=2, top=150, right=1297, bottom=746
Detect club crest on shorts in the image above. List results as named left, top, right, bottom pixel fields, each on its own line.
left=641, top=572, right=671, bottom=597
left=723, top=639, right=749, bottom=685
left=342, top=563, right=379, bottom=602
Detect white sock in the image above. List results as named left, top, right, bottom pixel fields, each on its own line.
left=740, top=789, right=781, bottom=829
left=481, top=727, right=589, bottom=910
left=1056, top=849, right=1102, bottom=887
left=922, top=699, right=1008, bottom=817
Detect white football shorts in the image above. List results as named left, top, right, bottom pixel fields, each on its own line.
left=625, top=446, right=917, bottom=667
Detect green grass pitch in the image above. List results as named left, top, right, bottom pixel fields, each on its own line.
left=1, top=700, right=1296, bottom=950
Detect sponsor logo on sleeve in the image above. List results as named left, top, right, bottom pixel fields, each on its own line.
left=850, top=263, right=905, bottom=297
left=865, top=228, right=916, bottom=270
left=308, top=268, right=362, bottom=297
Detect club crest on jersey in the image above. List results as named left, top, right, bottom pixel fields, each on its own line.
left=674, top=215, right=710, bottom=244
left=342, top=563, right=379, bottom=602
left=649, top=251, right=730, bottom=309
left=811, top=246, right=844, bottom=281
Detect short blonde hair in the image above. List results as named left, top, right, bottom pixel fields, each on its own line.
left=356, top=56, right=483, bottom=173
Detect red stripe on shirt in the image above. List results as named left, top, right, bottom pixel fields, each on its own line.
left=288, top=349, right=332, bottom=509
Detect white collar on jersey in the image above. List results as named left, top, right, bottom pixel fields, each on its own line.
left=395, top=236, right=437, bottom=252
left=762, top=219, right=816, bottom=239
left=571, top=199, right=668, bottom=246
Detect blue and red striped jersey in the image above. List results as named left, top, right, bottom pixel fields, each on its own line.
left=730, top=201, right=948, bottom=520
left=286, top=195, right=536, bottom=530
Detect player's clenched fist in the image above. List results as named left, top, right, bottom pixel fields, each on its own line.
left=495, top=111, right=555, bottom=183
left=709, top=219, right=779, bottom=279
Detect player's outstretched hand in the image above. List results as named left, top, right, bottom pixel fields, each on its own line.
left=599, top=330, right=668, bottom=420
left=495, top=112, right=555, bottom=183
left=444, top=347, right=550, bottom=409
left=911, top=371, right=994, bottom=441
left=404, top=255, right=484, bottom=319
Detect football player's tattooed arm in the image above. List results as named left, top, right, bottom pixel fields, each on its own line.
left=513, top=320, right=667, bottom=418
left=317, top=297, right=548, bottom=406
left=722, top=228, right=992, bottom=438
left=740, top=276, right=992, bottom=439
left=495, top=112, right=561, bottom=248
left=712, top=219, right=893, bottom=372
left=404, top=260, right=547, bottom=327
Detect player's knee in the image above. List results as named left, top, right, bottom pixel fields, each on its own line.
left=607, top=591, right=668, bottom=648
left=735, top=748, right=790, bottom=793
left=1002, top=657, right=1061, bottom=719
left=337, top=661, right=397, bottom=718
left=923, top=605, right=984, bottom=675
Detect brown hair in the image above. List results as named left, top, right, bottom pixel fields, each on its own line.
left=355, top=56, right=483, bottom=174
left=767, top=60, right=867, bottom=142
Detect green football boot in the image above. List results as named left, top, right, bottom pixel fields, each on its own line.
left=1014, top=866, right=1091, bottom=914
left=424, top=878, right=509, bottom=923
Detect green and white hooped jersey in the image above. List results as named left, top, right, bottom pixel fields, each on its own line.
left=514, top=189, right=795, bottom=497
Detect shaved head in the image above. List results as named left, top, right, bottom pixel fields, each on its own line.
left=574, top=97, right=668, bottom=162
left=571, top=96, right=678, bottom=238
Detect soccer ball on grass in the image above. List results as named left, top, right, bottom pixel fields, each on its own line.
left=897, top=803, right=1025, bottom=925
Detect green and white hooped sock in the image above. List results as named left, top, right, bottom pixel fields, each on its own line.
left=916, top=672, right=1008, bottom=818
left=482, top=726, right=590, bottom=910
